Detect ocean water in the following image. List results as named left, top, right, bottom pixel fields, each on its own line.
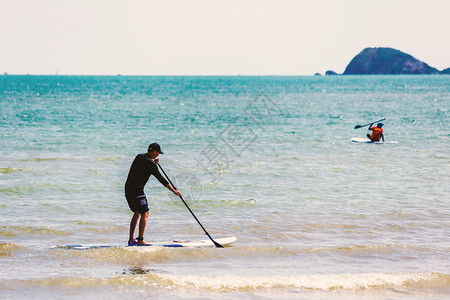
left=0, top=75, right=449, bottom=299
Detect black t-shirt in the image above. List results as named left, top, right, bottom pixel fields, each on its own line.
left=125, top=153, right=168, bottom=195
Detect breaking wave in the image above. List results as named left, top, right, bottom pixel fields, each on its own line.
left=2, top=272, right=448, bottom=295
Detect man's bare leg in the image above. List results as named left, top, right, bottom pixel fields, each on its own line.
left=137, top=211, right=151, bottom=245
left=128, top=212, right=140, bottom=245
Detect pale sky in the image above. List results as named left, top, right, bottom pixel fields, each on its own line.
left=1, top=0, right=449, bottom=75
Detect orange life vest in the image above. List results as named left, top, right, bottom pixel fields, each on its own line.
left=370, top=127, right=383, bottom=141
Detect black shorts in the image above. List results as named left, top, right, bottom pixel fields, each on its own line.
left=126, top=193, right=149, bottom=213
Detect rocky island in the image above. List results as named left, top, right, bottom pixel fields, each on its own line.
left=336, top=47, right=448, bottom=75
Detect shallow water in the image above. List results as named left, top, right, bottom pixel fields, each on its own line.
left=1, top=75, right=449, bottom=299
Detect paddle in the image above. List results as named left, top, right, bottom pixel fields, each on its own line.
left=157, top=163, right=224, bottom=248
left=354, top=118, right=386, bottom=129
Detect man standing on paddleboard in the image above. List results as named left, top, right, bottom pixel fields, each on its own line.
left=125, top=143, right=182, bottom=246
left=366, top=123, right=385, bottom=142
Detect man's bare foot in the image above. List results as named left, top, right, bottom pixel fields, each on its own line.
left=136, top=237, right=151, bottom=246
left=137, top=240, right=152, bottom=246
left=128, top=239, right=137, bottom=246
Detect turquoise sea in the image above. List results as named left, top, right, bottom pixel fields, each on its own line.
left=1, top=75, right=449, bottom=299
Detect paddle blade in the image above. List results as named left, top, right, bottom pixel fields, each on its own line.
left=354, top=125, right=363, bottom=129
left=214, top=241, right=224, bottom=248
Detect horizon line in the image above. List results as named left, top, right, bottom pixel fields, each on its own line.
left=2, top=73, right=449, bottom=77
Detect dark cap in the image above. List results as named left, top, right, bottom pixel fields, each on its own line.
left=377, top=123, right=384, bottom=127
left=148, top=142, right=164, bottom=154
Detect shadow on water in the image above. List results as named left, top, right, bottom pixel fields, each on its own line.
left=121, top=266, right=168, bottom=275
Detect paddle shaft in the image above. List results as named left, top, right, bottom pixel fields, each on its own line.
left=354, top=118, right=386, bottom=129
left=157, top=163, right=224, bottom=248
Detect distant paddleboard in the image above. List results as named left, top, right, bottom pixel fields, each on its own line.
left=352, top=137, right=398, bottom=144
left=53, top=236, right=236, bottom=250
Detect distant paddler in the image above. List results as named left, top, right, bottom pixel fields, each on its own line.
left=366, top=122, right=385, bottom=142
left=353, top=118, right=386, bottom=142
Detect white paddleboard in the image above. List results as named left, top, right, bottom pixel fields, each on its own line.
left=351, top=137, right=398, bottom=144
left=53, top=236, right=236, bottom=250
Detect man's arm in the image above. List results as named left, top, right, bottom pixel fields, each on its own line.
left=167, top=184, right=182, bottom=198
